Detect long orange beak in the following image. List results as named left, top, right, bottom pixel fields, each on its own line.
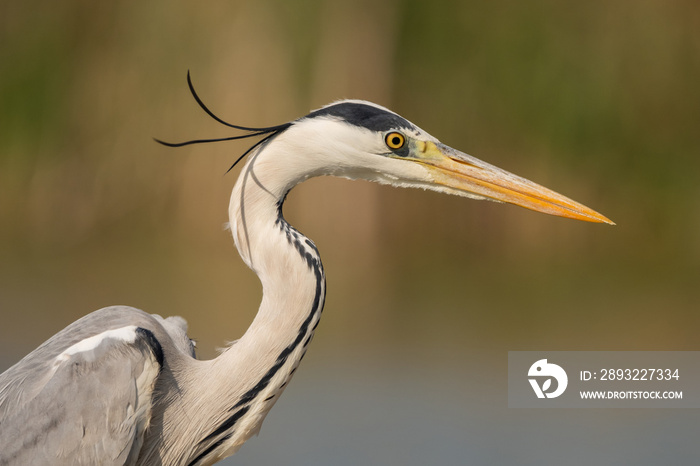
left=405, top=141, right=614, bottom=224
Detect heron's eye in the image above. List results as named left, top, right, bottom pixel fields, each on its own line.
left=385, top=132, right=406, bottom=150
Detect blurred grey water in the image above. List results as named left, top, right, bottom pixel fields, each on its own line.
left=224, top=353, right=699, bottom=466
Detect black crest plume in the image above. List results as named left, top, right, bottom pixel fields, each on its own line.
left=155, top=71, right=291, bottom=173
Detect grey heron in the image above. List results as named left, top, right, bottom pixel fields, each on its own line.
left=0, top=75, right=613, bottom=465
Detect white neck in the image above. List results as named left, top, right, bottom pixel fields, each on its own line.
left=152, top=134, right=327, bottom=465
left=208, top=136, right=327, bottom=458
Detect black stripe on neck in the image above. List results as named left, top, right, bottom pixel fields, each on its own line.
left=194, top=217, right=326, bottom=457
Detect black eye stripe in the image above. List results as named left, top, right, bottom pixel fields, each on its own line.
left=305, top=102, right=415, bottom=132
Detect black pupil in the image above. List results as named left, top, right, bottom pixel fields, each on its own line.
left=391, top=136, right=401, bottom=146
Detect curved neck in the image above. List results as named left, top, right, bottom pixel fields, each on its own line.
left=151, top=141, right=327, bottom=465
left=227, top=148, right=325, bottom=360
left=228, top=144, right=326, bottom=352
left=206, top=143, right=326, bottom=457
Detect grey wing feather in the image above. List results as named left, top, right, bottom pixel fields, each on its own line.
left=0, top=307, right=169, bottom=466
left=151, top=314, right=196, bottom=358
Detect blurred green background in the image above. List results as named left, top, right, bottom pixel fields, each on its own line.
left=1, top=1, right=699, bottom=464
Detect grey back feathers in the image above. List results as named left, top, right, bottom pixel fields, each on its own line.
left=0, top=307, right=192, bottom=465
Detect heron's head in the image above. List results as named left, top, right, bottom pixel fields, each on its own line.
left=157, top=74, right=612, bottom=224
left=271, top=99, right=613, bottom=224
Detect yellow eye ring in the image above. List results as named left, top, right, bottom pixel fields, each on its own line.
left=385, top=132, right=406, bottom=150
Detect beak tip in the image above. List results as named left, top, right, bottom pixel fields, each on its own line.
left=576, top=210, right=615, bottom=225
left=591, top=212, right=615, bottom=226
